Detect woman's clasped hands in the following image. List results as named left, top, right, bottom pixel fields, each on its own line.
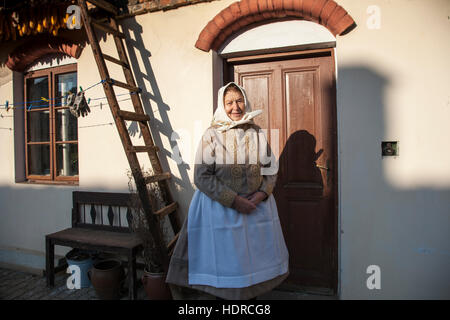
left=232, top=191, right=267, bottom=214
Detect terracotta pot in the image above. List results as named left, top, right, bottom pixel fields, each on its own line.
left=88, top=259, right=125, bottom=300
left=142, top=270, right=172, bottom=300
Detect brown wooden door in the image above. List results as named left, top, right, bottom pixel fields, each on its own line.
left=227, top=49, right=338, bottom=294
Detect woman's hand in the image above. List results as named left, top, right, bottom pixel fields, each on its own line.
left=232, top=195, right=257, bottom=214
left=246, top=191, right=267, bottom=206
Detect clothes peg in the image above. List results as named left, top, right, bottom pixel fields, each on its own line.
left=79, top=86, right=83, bottom=92
left=100, top=102, right=102, bottom=110
left=5, top=101, right=9, bottom=112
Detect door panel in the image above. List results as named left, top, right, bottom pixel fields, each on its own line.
left=242, top=74, right=271, bottom=131
left=231, top=50, right=338, bottom=293
left=285, top=69, right=317, bottom=137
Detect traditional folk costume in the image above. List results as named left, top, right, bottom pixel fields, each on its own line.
left=166, top=82, right=289, bottom=300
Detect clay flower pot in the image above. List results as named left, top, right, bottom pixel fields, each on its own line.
left=88, top=259, right=125, bottom=300
left=142, top=269, right=172, bottom=300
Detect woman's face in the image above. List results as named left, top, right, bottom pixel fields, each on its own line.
left=224, top=88, right=245, bottom=121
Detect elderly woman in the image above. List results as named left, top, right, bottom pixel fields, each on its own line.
left=166, top=82, right=289, bottom=300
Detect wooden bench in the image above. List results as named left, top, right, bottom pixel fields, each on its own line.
left=45, top=191, right=143, bottom=300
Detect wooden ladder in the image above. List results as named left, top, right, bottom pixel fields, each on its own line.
left=77, top=0, right=180, bottom=270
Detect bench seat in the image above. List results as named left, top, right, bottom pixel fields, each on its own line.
left=45, top=191, right=144, bottom=300
left=47, top=228, right=142, bottom=250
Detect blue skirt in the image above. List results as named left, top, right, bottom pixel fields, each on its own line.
left=187, top=190, right=289, bottom=288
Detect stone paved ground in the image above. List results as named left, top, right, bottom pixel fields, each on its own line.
left=0, top=266, right=336, bottom=300
left=0, top=267, right=147, bottom=300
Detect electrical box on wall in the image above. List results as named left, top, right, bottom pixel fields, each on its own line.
left=382, top=141, right=399, bottom=157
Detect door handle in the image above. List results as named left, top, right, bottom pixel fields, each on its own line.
left=316, top=164, right=329, bottom=171
left=316, top=160, right=331, bottom=183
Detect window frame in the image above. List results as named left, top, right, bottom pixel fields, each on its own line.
left=24, top=63, right=78, bottom=183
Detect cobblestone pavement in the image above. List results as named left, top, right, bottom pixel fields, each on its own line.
left=0, top=267, right=336, bottom=300
left=0, top=267, right=147, bottom=300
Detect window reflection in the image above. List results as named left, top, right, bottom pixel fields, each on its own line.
left=27, top=110, right=50, bottom=142
left=28, top=144, right=50, bottom=176
left=56, top=109, right=78, bottom=141
left=26, top=77, right=49, bottom=110
left=56, top=143, right=78, bottom=176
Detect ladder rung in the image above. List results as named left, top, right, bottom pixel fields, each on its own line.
left=108, top=78, right=140, bottom=92
left=103, top=54, right=129, bottom=69
left=144, top=172, right=171, bottom=184
left=118, top=110, right=150, bottom=122
left=88, top=0, right=119, bottom=15
left=131, top=145, right=159, bottom=153
left=167, top=232, right=180, bottom=250
left=154, top=202, right=178, bottom=218
left=91, top=19, right=125, bottom=39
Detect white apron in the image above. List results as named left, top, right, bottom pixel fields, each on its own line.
left=187, top=190, right=289, bottom=288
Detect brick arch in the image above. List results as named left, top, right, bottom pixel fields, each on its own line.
left=195, top=0, right=356, bottom=52
left=6, top=37, right=82, bottom=72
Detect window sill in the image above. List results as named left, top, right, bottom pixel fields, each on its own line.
left=17, top=180, right=79, bottom=187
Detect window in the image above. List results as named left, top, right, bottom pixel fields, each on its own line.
left=24, top=64, right=78, bottom=183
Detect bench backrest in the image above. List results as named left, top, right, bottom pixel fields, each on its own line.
left=72, top=191, right=137, bottom=233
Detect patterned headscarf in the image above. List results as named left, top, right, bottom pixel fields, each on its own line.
left=211, top=82, right=262, bottom=132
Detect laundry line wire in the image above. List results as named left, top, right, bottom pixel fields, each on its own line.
left=0, top=79, right=105, bottom=108
left=0, top=96, right=135, bottom=117
left=0, top=120, right=123, bottom=132
left=0, top=121, right=116, bottom=131
left=0, top=91, right=136, bottom=110
left=79, top=122, right=114, bottom=129
left=0, top=96, right=149, bottom=132
left=0, top=96, right=161, bottom=118
left=0, top=80, right=139, bottom=109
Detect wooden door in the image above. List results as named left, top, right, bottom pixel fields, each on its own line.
left=227, top=49, right=338, bottom=294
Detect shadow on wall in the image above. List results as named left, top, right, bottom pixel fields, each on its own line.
left=117, top=17, right=195, bottom=212
left=336, top=66, right=450, bottom=299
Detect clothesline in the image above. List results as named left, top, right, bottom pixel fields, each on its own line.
left=0, top=80, right=139, bottom=110
left=79, top=122, right=114, bottom=129
left=0, top=80, right=105, bottom=109
left=0, top=91, right=136, bottom=110
left=0, top=96, right=135, bottom=118
left=0, top=97, right=151, bottom=133
left=0, top=95, right=163, bottom=119
left=10, top=94, right=134, bottom=111
left=0, top=122, right=116, bottom=132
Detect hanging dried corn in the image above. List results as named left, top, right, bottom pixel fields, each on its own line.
left=0, top=2, right=85, bottom=43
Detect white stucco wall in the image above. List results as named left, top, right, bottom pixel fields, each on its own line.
left=337, top=0, right=450, bottom=299
left=0, top=0, right=448, bottom=299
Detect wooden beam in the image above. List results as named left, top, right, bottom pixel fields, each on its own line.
left=155, top=202, right=178, bottom=218
left=91, top=19, right=125, bottom=38
left=103, top=54, right=129, bottom=69
left=108, top=78, right=140, bottom=92
left=131, top=145, right=159, bottom=153
left=144, top=172, right=171, bottom=184
left=118, top=110, right=150, bottom=122
left=88, top=0, right=119, bottom=15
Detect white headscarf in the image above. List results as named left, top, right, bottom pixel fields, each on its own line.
left=211, top=82, right=262, bottom=132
